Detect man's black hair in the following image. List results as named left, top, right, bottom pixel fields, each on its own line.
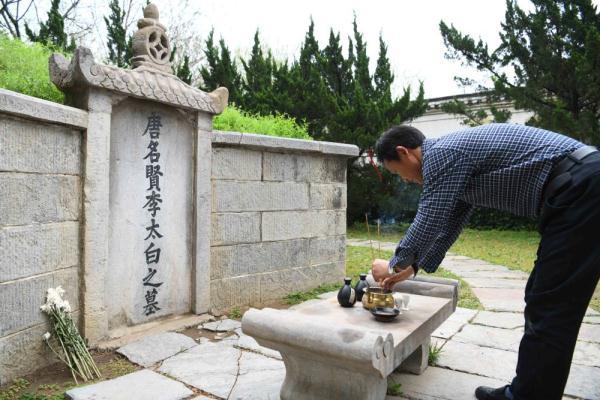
left=374, top=125, right=426, bottom=161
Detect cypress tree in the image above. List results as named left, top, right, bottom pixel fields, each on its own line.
left=240, top=29, right=274, bottom=114
left=199, top=30, right=243, bottom=104
left=352, top=15, right=373, bottom=101
left=105, top=0, right=131, bottom=67
left=322, top=29, right=348, bottom=98
left=271, top=60, right=296, bottom=115
left=176, top=55, right=192, bottom=84
left=217, top=38, right=243, bottom=104
left=374, top=34, right=393, bottom=105
left=199, top=29, right=219, bottom=90
left=440, top=0, right=600, bottom=144
left=170, top=44, right=192, bottom=84
left=25, top=0, right=75, bottom=52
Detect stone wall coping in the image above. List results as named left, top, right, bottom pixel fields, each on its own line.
left=49, top=47, right=228, bottom=114
left=0, top=88, right=88, bottom=129
left=212, top=130, right=359, bottom=157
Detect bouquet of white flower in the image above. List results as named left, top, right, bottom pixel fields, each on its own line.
left=41, top=286, right=101, bottom=383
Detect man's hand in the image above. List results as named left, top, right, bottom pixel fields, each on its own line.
left=381, top=265, right=415, bottom=291
left=371, top=259, right=391, bottom=282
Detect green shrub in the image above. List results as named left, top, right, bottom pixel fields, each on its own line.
left=214, top=105, right=311, bottom=140
left=0, top=34, right=64, bottom=103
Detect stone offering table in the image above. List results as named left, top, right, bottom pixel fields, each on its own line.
left=242, top=292, right=454, bottom=400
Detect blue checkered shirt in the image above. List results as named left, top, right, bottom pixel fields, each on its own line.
left=389, top=123, right=583, bottom=274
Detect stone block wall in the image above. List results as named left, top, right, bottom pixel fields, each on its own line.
left=0, top=89, right=358, bottom=382
left=209, top=131, right=357, bottom=313
left=0, top=90, right=88, bottom=384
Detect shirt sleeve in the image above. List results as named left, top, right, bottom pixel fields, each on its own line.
left=389, top=148, right=475, bottom=274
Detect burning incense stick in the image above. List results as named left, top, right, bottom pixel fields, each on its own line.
left=377, top=219, right=381, bottom=258
left=365, top=213, right=374, bottom=261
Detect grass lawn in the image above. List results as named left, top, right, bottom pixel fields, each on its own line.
left=348, top=224, right=541, bottom=273
left=348, top=224, right=600, bottom=312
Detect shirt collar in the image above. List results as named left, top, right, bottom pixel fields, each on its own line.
left=421, top=138, right=436, bottom=159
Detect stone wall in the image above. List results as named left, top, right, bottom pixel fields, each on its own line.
left=0, top=89, right=358, bottom=383
left=0, top=90, right=87, bottom=384
left=210, top=131, right=357, bottom=313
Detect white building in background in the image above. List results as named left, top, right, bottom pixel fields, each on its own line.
left=409, top=92, right=534, bottom=138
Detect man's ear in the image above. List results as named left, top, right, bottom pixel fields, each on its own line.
left=395, top=146, right=408, bottom=159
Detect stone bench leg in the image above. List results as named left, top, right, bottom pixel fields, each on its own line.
left=398, top=336, right=430, bottom=375
left=280, top=351, right=388, bottom=400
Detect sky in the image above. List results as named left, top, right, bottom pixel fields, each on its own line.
left=29, top=0, right=583, bottom=99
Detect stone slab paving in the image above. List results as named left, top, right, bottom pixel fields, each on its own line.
left=431, top=337, right=446, bottom=350
left=432, top=307, right=478, bottom=339
left=463, top=277, right=527, bottom=289
left=202, top=319, right=242, bottom=332
left=572, top=340, right=600, bottom=367
left=234, top=328, right=282, bottom=360
left=460, top=322, right=600, bottom=359
left=564, top=363, right=600, bottom=400
left=472, top=310, right=524, bottom=329
left=441, top=261, right=514, bottom=274
left=227, top=351, right=285, bottom=400
left=389, top=366, right=508, bottom=400
left=578, top=322, right=600, bottom=343
left=65, top=369, right=193, bottom=400
left=159, top=339, right=241, bottom=399
left=453, top=324, right=523, bottom=353
left=583, top=314, right=600, bottom=324
left=470, top=288, right=526, bottom=312
left=116, top=332, right=197, bottom=367
left=436, top=339, right=518, bottom=381
left=458, top=270, right=530, bottom=280
left=158, top=336, right=285, bottom=400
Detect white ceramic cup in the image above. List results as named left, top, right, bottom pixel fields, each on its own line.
left=392, top=293, right=403, bottom=310
left=401, top=294, right=410, bottom=310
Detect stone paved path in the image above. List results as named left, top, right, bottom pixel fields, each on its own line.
left=349, top=239, right=600, bottom=400
left=66, top=241, right=599, bottom=400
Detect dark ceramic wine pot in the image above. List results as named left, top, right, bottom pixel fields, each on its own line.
left=337, top=277, right=357, bottom=307
left=354, top=273, right=369, bottom=302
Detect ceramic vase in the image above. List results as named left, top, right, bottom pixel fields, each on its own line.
left=337, top=277, right=356, bottom=307
left=354, top=273, right=369, bottom=302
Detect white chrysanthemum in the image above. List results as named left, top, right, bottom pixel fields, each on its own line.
left=45, top=288, right=62, bottom=306
left=61, top=300, right=72, bottom=313
left=43, top=332, right=51, bottom=340
left=41, top=286, right=71, bottom=314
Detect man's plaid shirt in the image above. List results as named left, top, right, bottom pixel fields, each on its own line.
left=389, top=123, right=583, bottom=274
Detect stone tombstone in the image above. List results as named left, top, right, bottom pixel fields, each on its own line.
left=49, top=3, right=228, bottom=343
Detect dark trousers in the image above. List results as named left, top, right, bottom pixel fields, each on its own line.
left=511, top=157, right=600, bottom=400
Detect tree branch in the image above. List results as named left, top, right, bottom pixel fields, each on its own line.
left=61, top=0, right=80, bottom=19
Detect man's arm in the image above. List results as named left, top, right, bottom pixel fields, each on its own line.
left=418, top=199, right=473, bottom=270
left=389, top=148, right=475, bottom=274
left=376, top=201, right=472, bottom=289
